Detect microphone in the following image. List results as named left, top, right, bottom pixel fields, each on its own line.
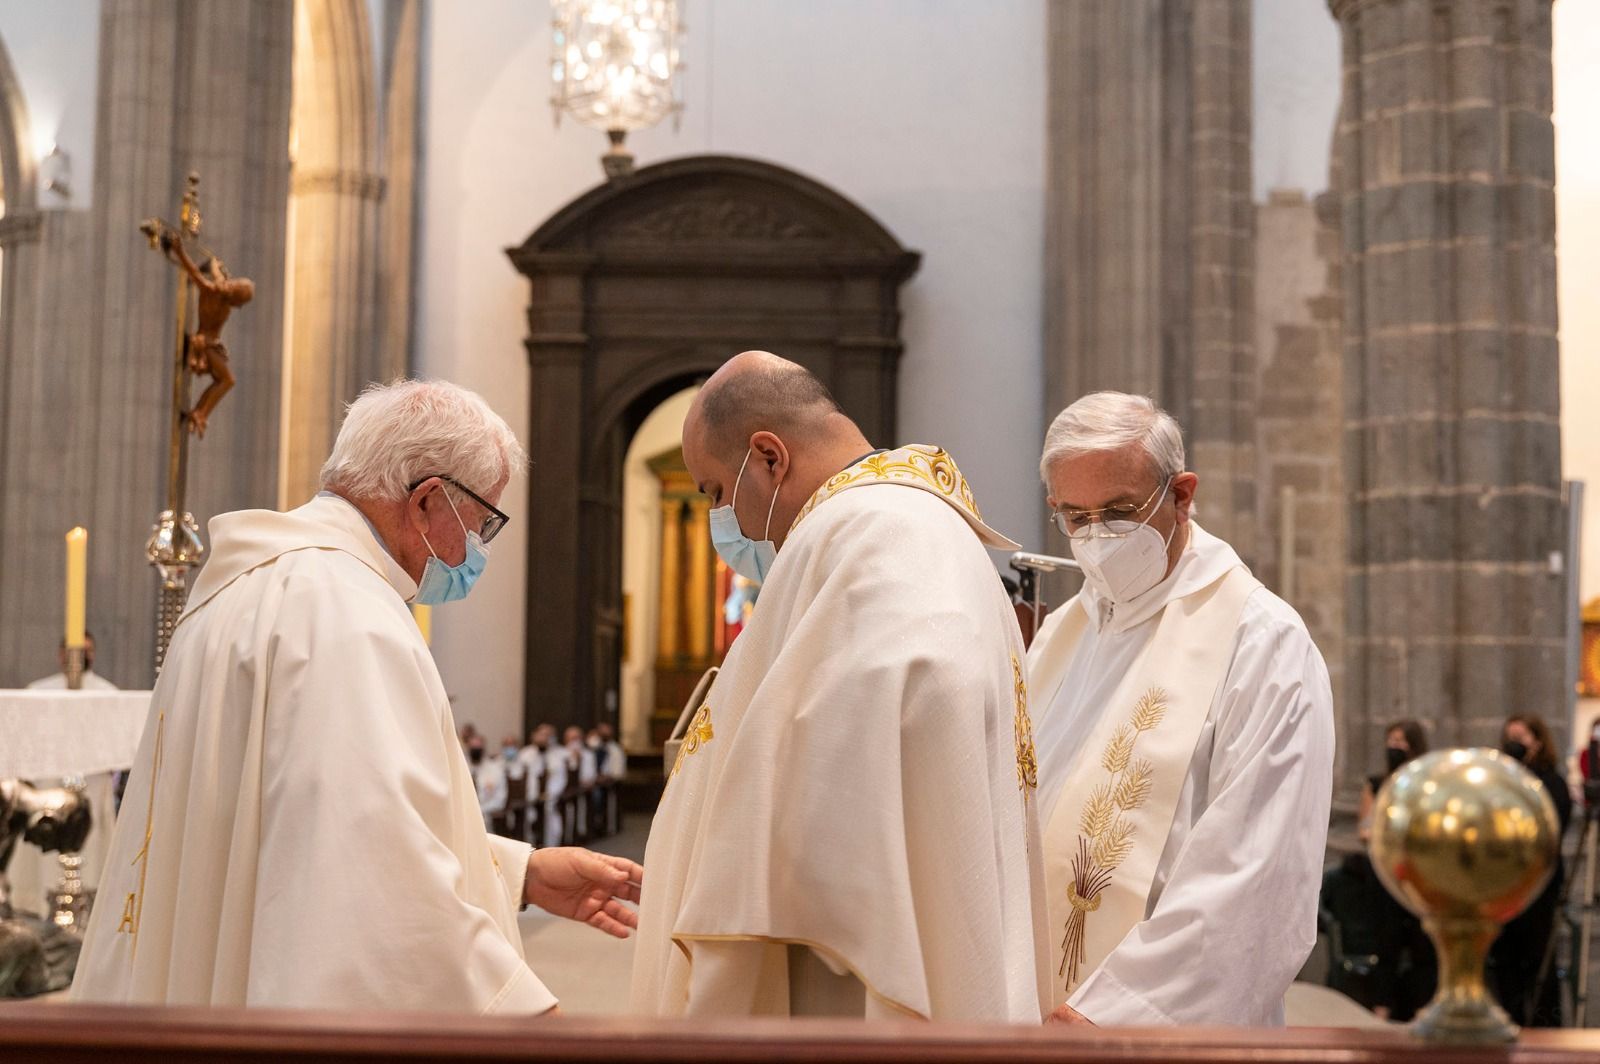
left=1008, top=553, right=1081, bottom=630
left=1009, top=551, right=1080, bottom=574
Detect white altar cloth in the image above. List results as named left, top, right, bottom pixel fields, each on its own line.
left=0, top=689, right=153, bottom=779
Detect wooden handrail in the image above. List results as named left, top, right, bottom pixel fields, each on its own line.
left=3, top=1005, right=1600, bottom=1064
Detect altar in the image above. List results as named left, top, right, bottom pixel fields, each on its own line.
left=2, top=1005, right=1600, bottom=1064
left=2, top=688, right=153, bottom=914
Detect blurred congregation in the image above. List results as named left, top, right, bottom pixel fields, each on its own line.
left=460, top=721, right=629, bottom=849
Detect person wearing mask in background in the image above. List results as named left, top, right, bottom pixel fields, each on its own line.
left=1492, top=714, right=1572, bottom=1027
left=1356, top=720, right=1433, bottom=1021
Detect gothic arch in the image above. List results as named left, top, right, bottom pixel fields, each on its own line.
left=0, top=31, right=35, bottom=218
left=281, top=0, right=396, bottom=505
left=508, top=155, right=920, bottom=733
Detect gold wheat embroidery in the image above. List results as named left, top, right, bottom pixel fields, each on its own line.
left=670, top=702, right=714, bottom=780
left=1060, top=687, right=1167, bottom=992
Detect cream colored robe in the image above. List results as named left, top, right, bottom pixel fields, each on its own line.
left=630, top=446, right=1051, bottom=1022
left=71, top=494, right=556, bottom=1014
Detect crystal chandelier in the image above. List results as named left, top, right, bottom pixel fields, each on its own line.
left=550, top=0, right=684, bottom=179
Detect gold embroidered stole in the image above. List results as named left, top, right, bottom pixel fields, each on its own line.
left=788, top=445, right=1019, bottom=550
left=1038, top=565, right=1258, bottom=1000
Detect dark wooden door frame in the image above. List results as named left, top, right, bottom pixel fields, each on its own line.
left=506, top=155, right=920, bottom=735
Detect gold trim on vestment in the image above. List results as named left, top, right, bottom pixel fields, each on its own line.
left=669, top=702, right=714, bottom=780
left=788, top=445, right=984, bottom=536
left=670, top=932, right=927, bottom=1019
left=1059, top=687, right=1167, bottom=993
left=1011, top=655, right=1038, bottom=793
left=120, top=712, right=166, bottom=950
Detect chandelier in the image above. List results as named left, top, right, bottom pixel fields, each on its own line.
left=550, top=0, right=684, bottom=179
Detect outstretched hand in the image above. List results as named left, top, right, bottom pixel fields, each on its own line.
left=524, top=847, right=643, bottom=939
left=1047, top=1002, right=1096, bottom=1026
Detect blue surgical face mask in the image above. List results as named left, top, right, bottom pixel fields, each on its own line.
left=709, top=449, right=782, bottom=584
left=414, top=489, right=490, bottom=605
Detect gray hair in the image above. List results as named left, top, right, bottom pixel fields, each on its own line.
left=1039, top=391, right=1185, bottom=482
left=319, top=379, right=527, bottom=501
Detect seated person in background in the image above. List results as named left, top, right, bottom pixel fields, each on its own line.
left=30, top=634, right=118, bottom=691
left=470, top=736, right=508, bottom=831
left=1491, top=714, right=1572, bottom=1027
left=596, top=722, right=627, bottom=781
left=1353, top=720, right=1433, bottom=1021
left=1358, top=720, right=1427, bottom=842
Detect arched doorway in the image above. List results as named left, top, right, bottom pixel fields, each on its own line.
left=507, top=155, right=920, bottom=737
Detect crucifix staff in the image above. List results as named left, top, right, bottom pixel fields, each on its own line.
left=136, top=173, right=254, bottom=674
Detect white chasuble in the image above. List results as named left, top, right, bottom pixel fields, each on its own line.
left=630, top=446, right=1052, bottom=1022
left=1034, top=565, right=1256, bottom=998
left=1026, top=523, right=1335, bottom=1026
left=71, top=494, right=556, bottom=1014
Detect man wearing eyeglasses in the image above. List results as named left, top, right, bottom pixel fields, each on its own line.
left=74, top=379, right=641, bottom=1015
left=1027, top=391, right=1333, bottom=1027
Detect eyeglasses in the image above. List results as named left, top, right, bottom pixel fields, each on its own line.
left=1051, top=479, right=1169, bottom=540
left=409, top=474, right=510, bottom=544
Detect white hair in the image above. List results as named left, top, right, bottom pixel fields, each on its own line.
left=319, top=378, right=527, bottom=501
left=1039, top=391, right=1185, bottom=482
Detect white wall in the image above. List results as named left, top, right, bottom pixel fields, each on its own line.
left=0, top=0, right=100, bottom=208
left=1251, top=0, right=1341, bottom=200
left=1557, top=0, right=1600, bottom=605
left=416, top=0, right=1048, bottom=742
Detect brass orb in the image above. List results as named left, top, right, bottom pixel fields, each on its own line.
left=1369, top=747, right=1560, bottom=1043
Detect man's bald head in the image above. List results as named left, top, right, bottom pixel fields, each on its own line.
left=690, top=351, right=845, bottom=462
left=682, top=351, right=872, bottom=550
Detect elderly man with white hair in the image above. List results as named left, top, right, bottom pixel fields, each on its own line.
left=1026, top=391, right=1333, bottom=1027
left=73, top=379, right=641, bottom=1014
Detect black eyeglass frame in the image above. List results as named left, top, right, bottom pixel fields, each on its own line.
left=408, top=474, right=510, bottom=544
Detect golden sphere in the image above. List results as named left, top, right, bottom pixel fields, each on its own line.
left=1370, top=748, right=1559, bottom=924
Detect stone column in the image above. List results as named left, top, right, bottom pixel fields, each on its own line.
left=1043, top=0, right=1256, bottom=558
left=0, top=0, right=291, bottom=688
left=1186, top=0, right=1257, bottom=558
left=1331, top=0, right=1564, bottom=758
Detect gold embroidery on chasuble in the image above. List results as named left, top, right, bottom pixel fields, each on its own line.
left=787, top=445, right=986, bottom=534
left=1011, top=656, right=1037, bottom=793
left=121, top=711, right=166, bottom=946
left=1059, top=687, right=1167, bottom=992
left=670, top=702, right=714, bottom=780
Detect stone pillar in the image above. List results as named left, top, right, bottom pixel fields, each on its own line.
left=1186, top=0, right=1257, bottom=558
left=1331, top=0, right=1564, bottom=760
left=0, top=0, right=291, bottom=688
left=1044, top=0, right=1256, bottom=559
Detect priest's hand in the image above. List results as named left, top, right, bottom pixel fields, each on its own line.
left=524, top=847, right=643, bottom=938
left=1047, top=1002, right=1096, bottom=1026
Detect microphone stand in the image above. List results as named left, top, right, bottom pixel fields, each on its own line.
left=1007, top=552, right=1080, bottom=631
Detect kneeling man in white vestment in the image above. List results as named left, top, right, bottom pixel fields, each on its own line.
left=72, top=380, right=641, bottom=1014
left=630, top=351, right=1050, bottom=1022
left=1027, top=392, right=1333, bottom=1026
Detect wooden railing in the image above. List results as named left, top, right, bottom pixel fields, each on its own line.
left=5, top=1006, right=1600, bottom=1064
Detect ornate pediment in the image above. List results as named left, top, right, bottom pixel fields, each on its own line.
left=603, top=194, right=830, bottom=245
